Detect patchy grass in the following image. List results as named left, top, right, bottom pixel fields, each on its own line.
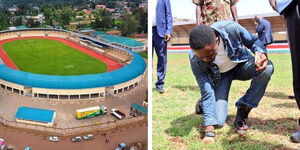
left=153, top=53, right=300, bottom=150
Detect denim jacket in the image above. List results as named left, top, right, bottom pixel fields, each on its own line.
left=190, top=20, right=267, bottom=99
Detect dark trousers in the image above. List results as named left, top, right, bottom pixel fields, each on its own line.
left=152, top=27, right=167, bottom=89
left=284, top=0, right=300, bottom=109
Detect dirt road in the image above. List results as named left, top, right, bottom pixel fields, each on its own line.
left=0, top=123, right=147, bottom=150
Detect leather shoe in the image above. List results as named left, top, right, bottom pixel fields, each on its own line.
left=157, top=87, right=164, bottom=94
left=291, top=129, right=300, bottom=143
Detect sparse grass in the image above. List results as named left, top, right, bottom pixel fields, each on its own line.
left=2, top=39, right=107, bottom=75
left=153, top=53, right=300, bottom=150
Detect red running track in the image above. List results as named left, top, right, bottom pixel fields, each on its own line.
left=0, top=39, right=19, bottom=69
left=0, top=36, right=122, bottom=71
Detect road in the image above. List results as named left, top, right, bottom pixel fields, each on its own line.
left=0, top=123, right=147, bottom=150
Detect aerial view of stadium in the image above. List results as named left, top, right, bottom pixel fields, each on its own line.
left=0, top=28, right=148, bottom=150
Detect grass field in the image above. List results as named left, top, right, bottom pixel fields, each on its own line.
left=2, top=39, right=108, bottom=75
left=138, top=51, right=148, bottom=59
left=153, top=53, right=300, bottom=150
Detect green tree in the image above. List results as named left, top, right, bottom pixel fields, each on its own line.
left=0, top=11, right=10, bottom=30
left=13, top=17, right=23, bottom=26
left=120, top=15, right=139, bottom=36
left=100, top=15, right=112, bottom=29
left=132, top=8, right=147, bottom=33
left=61, top=6, right=73, bottom=26
left=26, top=18, right=35, bottom=27
left=91, top=17, right=101, bottom=29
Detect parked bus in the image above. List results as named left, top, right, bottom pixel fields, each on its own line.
left=76, top=106, right=107, bottom=119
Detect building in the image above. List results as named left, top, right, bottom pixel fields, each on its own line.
left=95, top=5, right=106, bottom=9
left=15, top=107, right=56, bottom=127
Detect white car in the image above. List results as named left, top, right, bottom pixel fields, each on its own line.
left=83, top=134, right=94, bottom=140
left=49, top=136, right=59, bottom=142
left=0, top=138, right=5, bottom=150
left=71, top=136, right=82, bottom=142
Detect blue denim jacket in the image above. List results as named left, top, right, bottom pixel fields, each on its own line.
left=190, top=20, right=267, bottom=98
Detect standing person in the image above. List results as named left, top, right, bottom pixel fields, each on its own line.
left=192, top=0, right=239, bottom=25
left=254, top=15, right=274, bottom=46
left=152, top=0, right=173, bottom=94
left=269, top=0, right=300, bottom=143
left=189, top=21, right=274, bottom=144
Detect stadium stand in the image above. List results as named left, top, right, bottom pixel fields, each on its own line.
left=92, top=31, right=145, bottom=52
left=105, top=50, right=131, bottom=62
left=0, top=28, right=146, bottom=99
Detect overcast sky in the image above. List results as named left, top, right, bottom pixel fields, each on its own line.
left=168, top=0, right=278, bottom=20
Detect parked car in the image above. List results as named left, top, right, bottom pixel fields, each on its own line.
left=71, top=136, right=81, bottom=142
left=0, top=138, right=5, bottom=150
left=110, top=108, right=126, bottom=120
left=115, top=143, right=131, bottom=150
left=7, top=145, right=14, bottom=150
left=24, top=147, right=31, bottom=150
left=83, top=134, right=94, bottom=140
left=49, top=136, right=59, bottom=142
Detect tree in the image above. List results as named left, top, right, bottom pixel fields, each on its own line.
left=60, top=6, right=74, bottom=26
left=100, top=15, right=112, bottom=29
left=13, top=17, right=23, bottom=26
left=120, top=15, right=139, bottom=36
left=91, top=17, right=101, bottom=29
left=26, top=18, right=35, bottom=27
left=0, top=11, right=10, bottom=30
left=132, top=8, right=147, bottom=33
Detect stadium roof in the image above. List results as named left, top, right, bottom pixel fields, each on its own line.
left=131, top=103, right=147, bottom=114
left=15, top=107, right=55, bottom=123
left=172, top=13, right=286, bottom=37
left=93, top=31, right=144, bottom=47
left=16, top=26, right=28, bottom=30
left=0, top=51, right=146, bottom=89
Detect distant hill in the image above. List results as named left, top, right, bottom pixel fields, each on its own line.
left=1, top=0, right=88, bottom=7
left=0, top=0, right=143, bottom=7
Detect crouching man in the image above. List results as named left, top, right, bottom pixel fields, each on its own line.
left=189, top=20, right=274, bottom=144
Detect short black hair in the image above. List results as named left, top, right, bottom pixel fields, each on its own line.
left=189, top=24, right=216, bottom=50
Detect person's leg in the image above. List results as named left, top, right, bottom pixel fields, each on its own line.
left=285, top=1, right=300, bottom=112
left=234, top=58, right=274, bottom=108
left=201, top=72, right=232, bottom=144
left=153, top=27, right=167, bottom=93
left=284, top=1, right=300, bottom=143
left=214, top=72, right=233, bottom=126
left=232, top=57, right=274, bottom=134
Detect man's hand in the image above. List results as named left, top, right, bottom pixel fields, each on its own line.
left=254, top=22, right=258, bottom=26
left=165, top=34, right=171, bottom=42
left=255, top=52, right=268, bottom=71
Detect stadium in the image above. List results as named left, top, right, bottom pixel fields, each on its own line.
left=0, top=28, right=146, bottom=100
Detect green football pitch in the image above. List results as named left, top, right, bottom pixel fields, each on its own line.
left=2, top=39, right=108, bottom=75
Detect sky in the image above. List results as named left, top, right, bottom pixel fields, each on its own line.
left=169, top=0, right=277, bottom=20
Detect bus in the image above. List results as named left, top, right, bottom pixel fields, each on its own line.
left=76, top=106, right=107, bottom=119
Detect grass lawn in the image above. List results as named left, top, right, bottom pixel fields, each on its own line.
left=138, top=51, right=148, bottom=59
left=153, top=53, right=299, bottom=150
left=2, top=39, right=107, bottom=75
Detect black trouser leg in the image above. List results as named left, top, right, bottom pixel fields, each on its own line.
left=284, top=1, right=300, bottom=109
